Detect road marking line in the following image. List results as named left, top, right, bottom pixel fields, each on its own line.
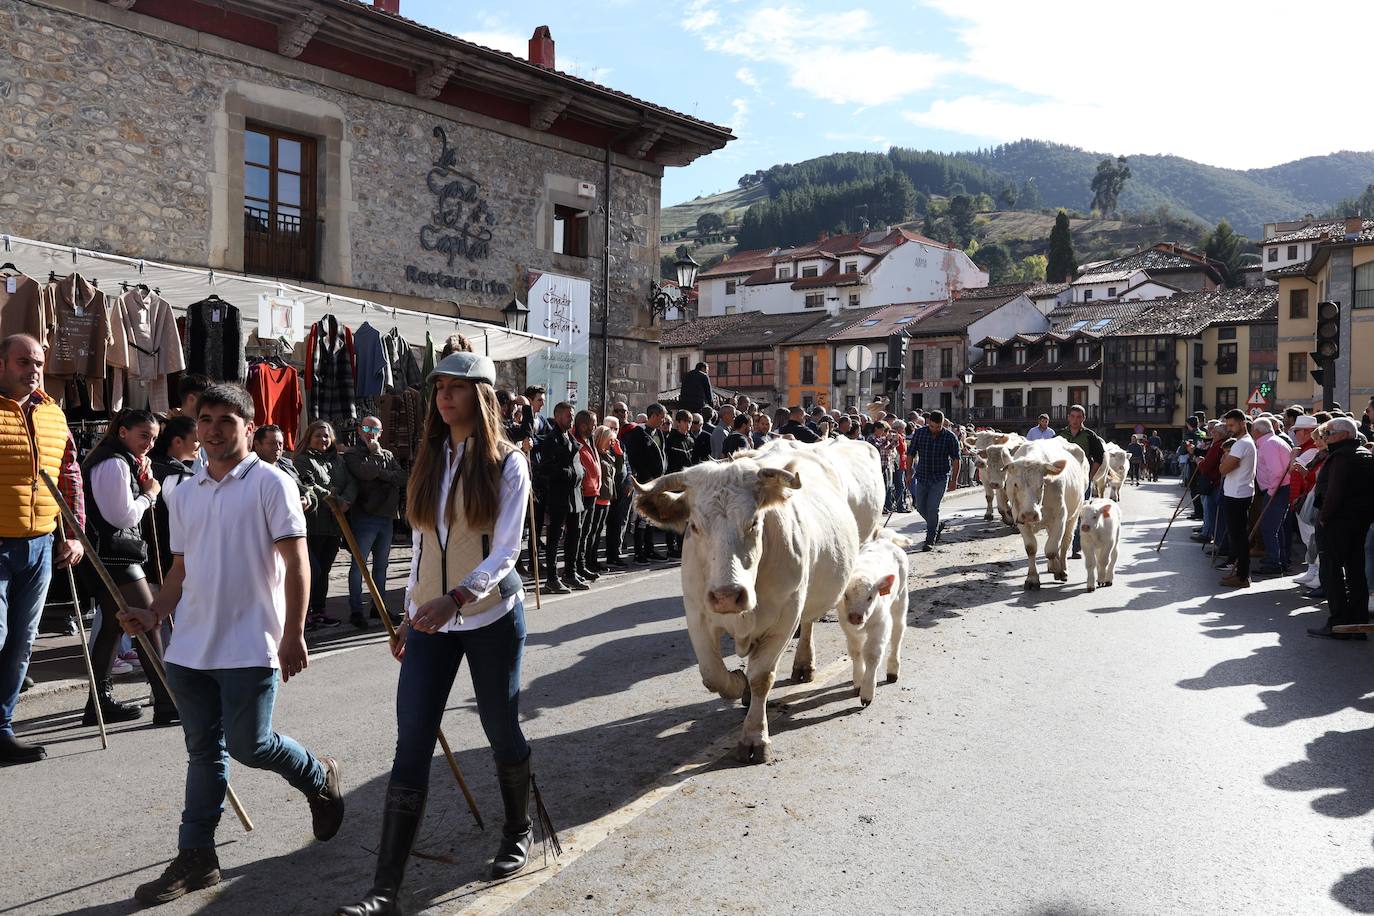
left=454, top=652, right=853, bottom=916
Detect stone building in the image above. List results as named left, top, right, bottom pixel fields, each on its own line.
left=0, top=0, right=731, bottom=408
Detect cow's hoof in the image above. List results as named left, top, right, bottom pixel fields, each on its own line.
left=983, top=513, right=993, bottom=521
left=1103, top=581, right=1113, bottom=588
left=792, top=665, right=815, bottom=683
left=885, top=673, right=898, bottom=684
left=1025, top=580, right=1040, bottom=590
left=1086, top=585, right=1096, bottom=592
left=735, top=738, right=771, bottom=765
left=859, top=697, right=872, bottom=708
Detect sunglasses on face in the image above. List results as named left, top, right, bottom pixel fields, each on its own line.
left=361, top=425, right=382, bottom=434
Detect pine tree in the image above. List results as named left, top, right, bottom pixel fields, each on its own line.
left=1201, top=218, right=1245, bottom=286
left=1047, top=210, right=1077, bottom=283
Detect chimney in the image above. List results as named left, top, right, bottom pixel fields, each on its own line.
left=529, top=26, right=555, bottom=69
left=372, top=0, right=400, bottom=13
left=1347, top=216, right=1364, bottom=236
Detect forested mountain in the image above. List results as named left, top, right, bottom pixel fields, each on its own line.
left=683, top=141, right=1374, bottom=246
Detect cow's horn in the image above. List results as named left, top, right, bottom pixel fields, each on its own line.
left=633, top=472, right=688, bottom=496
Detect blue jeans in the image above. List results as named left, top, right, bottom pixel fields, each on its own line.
left=392, top=599, right=529, bottom=789
left=1201, top=488, right=1221, bottom=540
left=912, top=476, right=948, bottom=545
left=347, top=514, right=394, bottom=614
left=166, top=663, right=325, bottom=849
left=0, top=535, right=53, bottom=737
left=887, top=468, right=908, bottom=511
left=1260, top=485, right=1290, bottom=568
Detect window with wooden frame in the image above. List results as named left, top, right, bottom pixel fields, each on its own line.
left=1289, top=288, right=1309, bottom=319
left=1288, top=351, right=1307, bottom=382
left=553, top=205, right=589, bottom=258
left=244, top=124, right=318, bottom=280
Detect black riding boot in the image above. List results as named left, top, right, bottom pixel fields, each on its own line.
left=82, top=678, right=142, bottom=725
left=335, top=783, right=427, bottom=916
left=490, top=755, right=533, bottom=879
left=632, top=527, right=648, bottom=562
left=542, top=533, right=567, bottom=594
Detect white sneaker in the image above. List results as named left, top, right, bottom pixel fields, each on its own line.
left=110, top=657, right=134, bottom=676
left=1293, top=568, right=1318, bottom=586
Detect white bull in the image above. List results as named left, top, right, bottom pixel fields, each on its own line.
left=1003, top=440, right=1090, bottom=590
left=965, top=431, right=1024, bottom=522
left=634, top=441, right=884, bottom=763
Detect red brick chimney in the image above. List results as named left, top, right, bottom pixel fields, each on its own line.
left=1347, top=216, right=1364, bottom=235
left=529, top=26, right=555, bottom=69
left=372, top=0, right=400, bottom=13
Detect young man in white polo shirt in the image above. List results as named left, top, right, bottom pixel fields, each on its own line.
left=118, top=384, right=344, bottom=906
left=1218, top=408, right=1257, bottom=588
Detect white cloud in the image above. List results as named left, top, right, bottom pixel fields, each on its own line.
left=907, top=0, right=1374, bottom=168
left=736, top=66, right=762, bottom=92
left=731, top=97, right=751, bottom=133
left=694, top=5, right=953, bottom=106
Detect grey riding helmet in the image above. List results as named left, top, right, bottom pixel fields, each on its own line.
left=427, top=351, right=496, bottom=386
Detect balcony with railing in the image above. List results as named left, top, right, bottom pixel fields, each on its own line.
left=966, top=404, right=1101, bottom=426
left=244, top=205, right=322, bottom=281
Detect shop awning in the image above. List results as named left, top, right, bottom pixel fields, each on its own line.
left=0, top=234, right=556, bottom=361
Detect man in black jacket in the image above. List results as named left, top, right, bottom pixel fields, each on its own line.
left=1309, top=418, right=1374, bottom=639
left=692, top=407, right=716, bottom=463
left=779, top=406, right=820, bottom=443
left=536, top=402, right=587, bottom=593
left=625, top=402, right=668, bottom=562
left=680, top=362, right=713, bottom=413
left=663, top=409, right=696, bottom=558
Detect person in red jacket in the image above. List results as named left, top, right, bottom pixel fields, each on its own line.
left=572, top=409, right=602, bottom=585
left=1191, top=420, right=1226, bottom=545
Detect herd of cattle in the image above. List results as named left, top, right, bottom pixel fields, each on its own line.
left=633, top=430, right=1129, bottom=763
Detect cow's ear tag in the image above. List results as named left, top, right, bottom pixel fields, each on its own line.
left=878, top=575, right=895, bottom=596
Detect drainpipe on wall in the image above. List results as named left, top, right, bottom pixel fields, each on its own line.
left=601, top=140, right=612, bottom=416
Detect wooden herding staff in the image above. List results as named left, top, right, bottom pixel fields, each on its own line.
left=40, top=472, right=254, bottom=832
left=60, top=531, right=107, bottom=750
left=325, top=497, right=484, bottom=831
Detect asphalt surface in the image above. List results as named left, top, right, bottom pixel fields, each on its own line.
left=4, top=480, right=1374, bottom=915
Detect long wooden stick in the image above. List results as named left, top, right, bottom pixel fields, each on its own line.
left=61, top=541, right=106, bottom=750
left=1248, top=488, right=1280, bottom=543
left=1154, top=464, right=1200, bottom=552
left=41, top=471, right=254, bottom=833
left=527, top=487, right=541, bottom=609
left=325, top=497, right=484, bottom=831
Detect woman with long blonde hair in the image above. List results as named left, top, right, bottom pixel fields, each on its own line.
left=336, top=352, right=548, bottom=916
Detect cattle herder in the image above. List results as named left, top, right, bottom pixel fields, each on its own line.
left=336, top=350, right=555, bottom=916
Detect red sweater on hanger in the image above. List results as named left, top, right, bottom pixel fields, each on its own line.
left=247, top=362, right=302, bottom=450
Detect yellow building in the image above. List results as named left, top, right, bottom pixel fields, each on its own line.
left=1295, top=221, right=1374, bottom=407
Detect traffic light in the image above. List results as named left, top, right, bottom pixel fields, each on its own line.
left=1316, top=300, right=1341, bottom=362
left=883, top=332, right=906, bottom=389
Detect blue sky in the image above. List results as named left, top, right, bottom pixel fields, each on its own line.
left=408, top=0, right=1374, bottom=206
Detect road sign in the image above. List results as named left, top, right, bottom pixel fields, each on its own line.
left=1250, top=407, right=1261, bottom=418
left=845, top=345, right=874, bottom=373
left=1246, top=387, right=1266, bottom=407
left=1134, top=424, right=1145, bottom=435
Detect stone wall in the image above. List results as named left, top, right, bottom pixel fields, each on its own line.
left=0, top=0, right=666, bottom=410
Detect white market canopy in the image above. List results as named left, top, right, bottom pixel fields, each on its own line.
left=0, top=233, right=556, bottom=361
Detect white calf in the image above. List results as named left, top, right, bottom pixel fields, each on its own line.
left=1078, top=498, right=1122, bottom=591
left=838, top=532, right=910, bottom=706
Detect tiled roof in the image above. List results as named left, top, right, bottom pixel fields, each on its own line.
left=1027, top=282, right=1070, bottom=299
left=791, top=268, right=865, bottom=290
left=699, top=248, right=780, bottom=279
left=1071, top=268, right=1140, bottom=286
left=658, top=312, right=757, bottom=348
left=1109, top=287, right=1278, bottom=337
left=782, top=307, right=886, bottom=345
left=897, top=298, right=1012, bottom=338
left=957, top=282, right=1034, bottom=300
left=1262, top=219, right=1374, bottom=245
left=1264, top=260, right=1310, bottom=279
left=1047, top=301, right=1148, bottom=336
left=337, top=0, right=733, bottom=136
left=700, top=310, right=827, bottom=351
left=1095, top=243, right=1223, bottom=280
left=831, top=302, right=947, bottom=341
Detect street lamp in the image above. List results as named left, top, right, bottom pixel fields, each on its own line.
left=648, top=252, right=701, bottom=324
left=963, top=367, right=974, bottom=421
left=501, top=297, right=530, bottom=333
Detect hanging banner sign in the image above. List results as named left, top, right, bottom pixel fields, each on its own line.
left=525, top=270, right=590, bottom=410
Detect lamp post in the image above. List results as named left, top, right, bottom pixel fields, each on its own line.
left=648, top=252, right=700, bottom=324
left=963, top=367, right=974, bottom=423
left=501, top=297, right=530, bottom=333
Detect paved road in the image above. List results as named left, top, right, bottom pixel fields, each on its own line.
left=4, top=480, right=1374, bottom=915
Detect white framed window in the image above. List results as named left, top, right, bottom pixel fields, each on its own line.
left=724, top=280, right=737, bottom=295
left=804, top=292, right=824, bottom=308
left=1014, top=346, right=1026, bottom=365
left=843, top=261, right=858, bottom=273
left=778, top=266, right=793, bottom=279
left=1107, top=287, right=1117, bottom=298
left=848, top=293, right=859, bottom=307
left=801, top=265, right=819, bottom=278
left=1084, top=289, right=1094, bottom=301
